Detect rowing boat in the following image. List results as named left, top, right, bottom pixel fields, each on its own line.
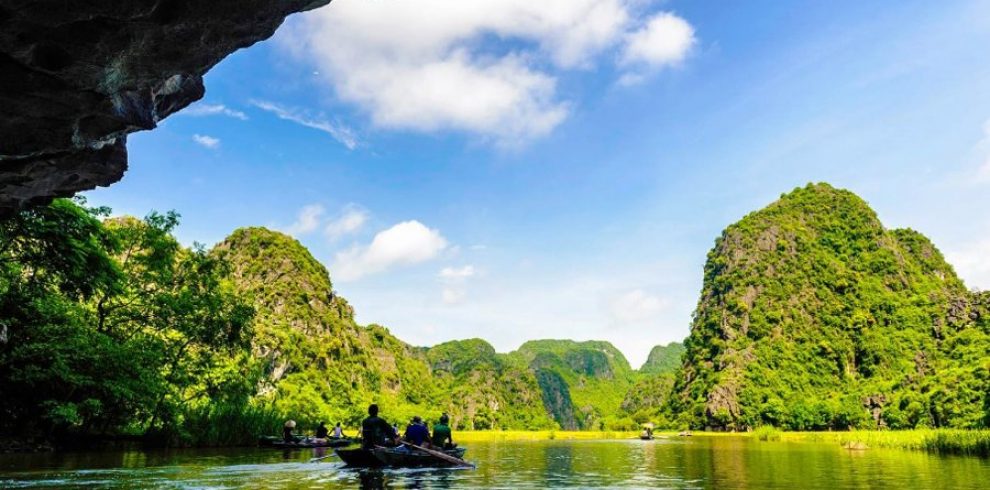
left=334, top=447, right=385, bottom=467
left=259, top=436, right=354, bottom=449
left=372, top=446, right=468, bottom=468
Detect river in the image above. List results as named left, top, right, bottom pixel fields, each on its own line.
left=2, top=437, right=989, bottom=489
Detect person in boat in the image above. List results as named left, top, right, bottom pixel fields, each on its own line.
left=361, top=404, right=396, bottom=449
left=333, top=422, right=344, bottom=439
left=283, top=420, right=297, bottom=442
left=315, top=421, right=329, bottom=440
left=431, top=413, right=455, bottom=449
left=403, top=415, right=431, bottom=447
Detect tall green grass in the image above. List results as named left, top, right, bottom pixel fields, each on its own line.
left=753, top=426, right=782, bottom=442
left=779, top=430, right=990, bottom=457
left=177, top=403, right=286, bottom=447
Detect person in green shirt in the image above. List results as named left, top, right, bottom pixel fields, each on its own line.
left=431, top=413, right=455, bottom=449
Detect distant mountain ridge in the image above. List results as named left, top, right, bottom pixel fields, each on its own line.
left=209, top=183, right=990, bottom=432
left=212, top=227, right=666, bottom=430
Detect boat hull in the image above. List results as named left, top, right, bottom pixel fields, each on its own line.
left=335, top=448, right=386, bottom=467
left=372, top=447, right=468, bottom=468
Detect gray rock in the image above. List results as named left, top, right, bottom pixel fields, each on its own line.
left=0, top=0, right=332, bottom=214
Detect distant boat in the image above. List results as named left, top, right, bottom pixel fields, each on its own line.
left=258, top=436, right=354, bottom=449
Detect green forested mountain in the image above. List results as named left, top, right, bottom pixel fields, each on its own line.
left=668, top=183, right=990, bottom=431
left=214, top=228, right=555, bottom=430
left=515, top=340, right=637, bottom=429
left=640, top=342, right=686, bottom=375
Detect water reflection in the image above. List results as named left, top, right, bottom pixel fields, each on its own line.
left=1, top=437, right=989, bottom=489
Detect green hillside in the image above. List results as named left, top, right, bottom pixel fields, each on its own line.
left=214, top=228, right=554, bottom=430
left=668, top=183, right=990, bottom=431
left=640, top=342, right=686, bottom=375
left=516, top=340, right=638, bottom=429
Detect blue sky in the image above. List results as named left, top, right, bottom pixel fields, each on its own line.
left=84, top=0, right=990, bottom=367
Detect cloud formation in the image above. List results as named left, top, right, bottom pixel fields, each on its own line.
left=621, top=13, right=696, bottom=68
left=325, top=205, right=369, bottom=241
left=333, top=220, right=448, bottom=281
left=609, top=289, right=669, bottom=325
left=438, top=265, right=477, bottom=305
left=948, top=238, right=990, bottom=290
left=251, top=100, right=359, bottom=150
left=283, top=204, right=325, bottom=236
left=439, top=265, right=476, bottom=281
left=182, top=102, right=248, bottom=120
left=285, top=1, right=695, bottom=144
left=192, top=134, right=220, bottom=149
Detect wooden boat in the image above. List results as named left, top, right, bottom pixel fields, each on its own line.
left=372, top=446, right=468, bottom=468
left=259, top=436, right=354, bottom=449
left=335, top=447, right=386, bottom=467
left=639, top=435, right=654, bottom=440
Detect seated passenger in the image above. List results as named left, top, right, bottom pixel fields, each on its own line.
left=333, top=422, right=344, bottom=438
left=404, top=416, right=431, bottom=447
left=315, top=421, right=329, bottom=439
left=431, top=413, right=455, bottom=449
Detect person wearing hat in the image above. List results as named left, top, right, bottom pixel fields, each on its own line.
left=282, top=420, right=297, bottom=442
left=403, top=415, right=431, bottom=447
left=431, top=413, right=455, bottom=449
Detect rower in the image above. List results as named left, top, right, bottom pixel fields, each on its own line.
left=282, top=420, right=297, bottom=442
left=315, top=421, right=329, bottom=439
left=361, top=404, right=395, bottom=449
left=333, top=422, right=344, bottom=438
left=432, top=413, right=455, bottom=449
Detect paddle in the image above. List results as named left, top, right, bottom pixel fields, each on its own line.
left=401, top=442, right=475, bottom=468
left=308, top=453, right=335, bottom=463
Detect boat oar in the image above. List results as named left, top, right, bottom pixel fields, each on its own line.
left=309, top=453, right=336, bottom=463
left=403, top=442, right=475, bottom=468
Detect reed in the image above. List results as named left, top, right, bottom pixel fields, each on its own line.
left=178, top=402, right=285, bottom=447
left=778, top=429, right=990, bottom=456
left=753, top=426, right=782, bottom=442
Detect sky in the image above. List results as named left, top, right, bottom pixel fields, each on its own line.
left=84, top=0, right=990, bottom=367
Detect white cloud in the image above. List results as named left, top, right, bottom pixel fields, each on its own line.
left=324, top=205, right=369, bottom=241
left=192, top=134, right=220, bottom=149
left=438, top=265, right=476, bottom=305
left=251, top=100, right=359, bottom=150
left=333, top=220, right=448, bottom=281
left=181, top=103, right=248, bottom=120
left=948, top=237, right=990, bottom=290
left=621, top=12, right=696, bottom=68
left=439, top=265, right=476, bottom=282
left=284, top=1, right=696, bottom=144
left=609, top=289, right=670, bottom=324
left=284, top=204, right=325, bottom=236
left=441, top=287, right=467, bottom=305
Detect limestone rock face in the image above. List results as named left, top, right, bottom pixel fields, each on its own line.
left=0, top=0, right=331, bottom=213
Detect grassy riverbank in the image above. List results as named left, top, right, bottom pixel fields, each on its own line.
left=777, top=429, right=990, bottom=456
left=452, top=429, right=990, bottom=457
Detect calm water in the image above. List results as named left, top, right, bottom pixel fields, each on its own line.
left=2, top=437, right=989, bottom=489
